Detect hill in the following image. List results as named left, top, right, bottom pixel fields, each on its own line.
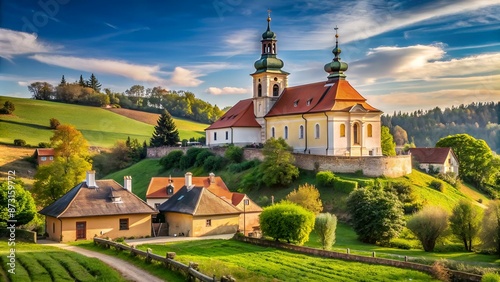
left=0, top=97, right=206, bottom=148
left=0, top=144, right=36, bottom=189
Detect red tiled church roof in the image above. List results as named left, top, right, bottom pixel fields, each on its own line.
left=266, top=80, right=381, bottom=117
left=205, top=99, right=260, bottom=130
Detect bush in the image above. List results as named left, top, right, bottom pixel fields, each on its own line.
left=431, top=261, right=450, bottom=282
left=179, top=147, right=204, bottom=169
left=407, top=206, right=449, bottom=252
left=333, top=178, right=358, bottom=193
left=482, top=273, right=500, bottom=282
left=240, top=166, right=265, bottom=192
left=49, top=118, right=60, bottom=129
left=436, top=172, right=459, bottom=187
left=38, top=142, right=51, bottom=148
left=1, top=100, right=15, bottom=114
left=194, top=149, right=214, bottom=167
left=316, top=171, right=335, bottom=187
left=286, top=184, right=323, bottom=214
left=429, top=180, right=444, bottom=192
left=386, top=238, right=412, bottom=250
left=315, top=213, right=337, bottom=250
left=159, top=150, right=184, bottom=170
left=224, top=145, right=243, bottom=163
left=227, top=159, right=260, bottom=173
left=13, top=139, right=26, bottom=146
left=260, top=201, right=315, bottom=245
left=203, top=155, right=226, bottom=172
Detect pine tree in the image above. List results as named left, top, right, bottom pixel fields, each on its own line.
left=59, top=75, right=67, bottom=86
left=78, top=75, right=85, bottom=87
left=150, top=110, right=180, bottom=147
left=87, top=73, right=102, bottom=92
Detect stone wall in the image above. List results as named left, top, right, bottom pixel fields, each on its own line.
left=147, top=146, right=411, bottom=178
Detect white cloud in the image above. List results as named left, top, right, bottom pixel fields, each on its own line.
left=211, top=29, right=260, bottom=56
left=206, top=87, right=248, bottom=95
left=17, top=81, right=29, bottom=86
left=29, top=54, right=162, bottom=82
left=0, top=28, right=54, bottom=60
left=170, top=67, right=204, bottom=87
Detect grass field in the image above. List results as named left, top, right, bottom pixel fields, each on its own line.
left=0, top=97, right=207, bottom=148
left=132, top=239, right=437, bottom=282
left=0, top=241, right=126, bottom=282
left=0, top=145, right=36, bottom=189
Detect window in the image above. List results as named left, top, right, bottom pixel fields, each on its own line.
left=353, top=123, right=360, bottom=144
left=119, top=218, right=129, bottom=230
left=52, top=222, right=55, bottom=234
left=315, top=124, right=320, bottom=139
left=225, top=131, right=229, bottom=140
left=271, top=127, right=275, bottom=138
left=340, top=124, right=346, bottom=137
left=299, top=125, right=304, bottom=139
left=41, top=157, right=47, bottom=161
left=306, top=99, right=312, bottom=106
left=258, top=84, right=262, bottom=97
left=155, top=203, right=161, bottom=210
left=284, top=126, right=288, bottom=139
left=206, top=219, right=212, bottom=227
left=367, top=124, right=373, bottom=137
left=214, top=132, right=217, bottom=141
left=294, top=99, right=299, bottom=107
left=49, top=156, right=53, bottom=160
left=273, top=84, right=279, bottom=96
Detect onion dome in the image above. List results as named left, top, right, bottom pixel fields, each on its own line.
left=262, top=15, right=276, bottom=40
left=324, top=26, right=348, bottom=80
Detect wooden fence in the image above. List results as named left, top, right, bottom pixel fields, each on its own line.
left=93, top=238, right=235, bottom=282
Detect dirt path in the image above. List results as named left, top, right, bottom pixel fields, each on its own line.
left=39, top=241, right=164, bottom=282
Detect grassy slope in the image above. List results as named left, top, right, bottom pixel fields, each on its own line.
left=0, top=97, right=206, bottom=147
left=0, top=241, right=126, bottom=281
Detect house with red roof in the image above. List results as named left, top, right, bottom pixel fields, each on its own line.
left=34, top=148, right=55, bottom=166
left=408, top=147, right=459, bottom=176
left=206, top=16, right=382, bottom=156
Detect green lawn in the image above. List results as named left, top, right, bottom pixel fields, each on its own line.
left=133, top=239, right=437, bottom=282
left=0, top=97, right=206, bottom=148
left=0, top=241, right=126, bottom=281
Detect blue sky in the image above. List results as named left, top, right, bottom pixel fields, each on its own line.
left=1, top=0, right=499, bottom=113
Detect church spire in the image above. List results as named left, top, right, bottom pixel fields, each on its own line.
left=324, top=26, right=348, bottom=81
left=253, top=11, right=286, bottom=74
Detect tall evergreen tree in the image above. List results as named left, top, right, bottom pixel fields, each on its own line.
left=87, top=73, right=102, bottom=92
left=150, top=110, right=180, bottom=147
left=59, top=75, right=67, bottom=86
left=78, top=75, right=85, bottom=87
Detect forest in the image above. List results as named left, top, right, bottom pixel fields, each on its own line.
left=382, top=102, right=500, bottom=153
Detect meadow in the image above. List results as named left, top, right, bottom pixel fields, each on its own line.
left=0, top=241, right=126, bottom=282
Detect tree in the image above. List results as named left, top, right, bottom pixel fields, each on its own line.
left=28, top=82, right=54, bottom=100
left=285, top=183, right=323, bottom=214
left=78, top=75, right=85, bottom=87
left=224, top=145, right=243, bottom=163
left=49, top=118, right=60, bottom=129
left=480, top=200, right=500, bottom=254
left=150, top=110, right=180, bottom=147
left=407, top=206, right=449, bottom=252
left=392, top=125, right=409, bottom=146
left=436, top=134, right=493, bottom=186
left=32, top=125, right=91, bottom=206
left=259, top=201, right=315, bottom=245
left=347, top=187, right=405, bottom=244
left=0, top=181, right=36, bottom=227
left=125, top=85, right=146, bottom=97
left=260, top=137, right=299, bottom=187
left=59, top=75, right=67, bottom=86
left=87, top=73, right=101, bottom=92
left=0, top=101, right=15, bottom=114
left=381, top=126, right=396, bottom=156
left=449, top=200, right=482, bottom=251
left=315, top=213, right=337, bottom=250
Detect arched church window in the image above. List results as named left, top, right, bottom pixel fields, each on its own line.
left=273, top=43, right=276, bottom=54
left=367, top=124, right=373, bottom=137
left=340, top=124, right=345, bottom=137
left=258, top=84, right=262, bottom=97
left=353, top=123, right=360, bottom=145
left=271, top=127, right=275, bottom=138
left=299, top=125, right=304, bottom=139
left=284, top=126, right=288, bottom=139
left=267, top=43, right=271, bottom=53
left=315, top=124, right=320, bottom=139
left=273, top=84, right=279, bottom=96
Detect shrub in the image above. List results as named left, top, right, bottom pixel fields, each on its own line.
left=407, top=206, right=449, bottom=252
left=224, top=145, right=243, bottom=163
left=260, top=201, right=315, bottom=245
left=38, top=142, right=51, bottom=148
left=194, top=149, right=214, bottom=167
left=286, top=184, right=323, bottom=214
left=437, top=172, right=459, bottom=187
left=227, top=159, right=260, bottom=173
left=203, top=155, right=226, bottom=172
left=159, top=150, right=184, bottom=170
left=316, top=171, right=335, bottom=187
left=240, top=166, right=264, bottom=191
left=49, top=118, right=60, bottom=129
left=257, top=195, right=270, bottom=206
left=431, top=261, right=450, bottom=282
left=13, top=139, right=26, bottom=146
left=333, top=178, right=358, bottom=193
left=315, top=213, right=337, bottom=250
left=482, top=273, right=500, bottom=282
left=2, top=100, right=15, bottom=114
left=387, top=238, right=412, bottom=250
left=429, top=180, right=444, bottom=192
left=179, top=147, right=204, bottom=169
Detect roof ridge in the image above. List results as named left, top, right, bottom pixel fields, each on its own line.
left=191, top=187, right=204, bottom=215
left=56, top=182, right=85, bottom=218
left=108, top=178, right=157, bottom=212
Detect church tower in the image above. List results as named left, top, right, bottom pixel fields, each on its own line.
left=251, top=11, right=289, bottom=142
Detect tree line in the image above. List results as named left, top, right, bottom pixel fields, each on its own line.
left=27, top=74, right=224, bottom=124
left=382, top=102, right=500, bottom=153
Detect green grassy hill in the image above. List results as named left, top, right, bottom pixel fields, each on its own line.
left=0, top=97, right=206, bottom=148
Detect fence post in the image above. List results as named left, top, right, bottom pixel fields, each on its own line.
left=405, top=256, right=408, bottom=262
left=347, top=248, right=350, bottom=254
left=372, top=252, right=376, bottom=258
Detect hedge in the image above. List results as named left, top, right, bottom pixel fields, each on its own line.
left=0, top=228, right=37, bottom=243
left=333, top=178, right=358, bottom=193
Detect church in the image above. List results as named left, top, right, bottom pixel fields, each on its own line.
left=205, top=15, right=383, bottom=157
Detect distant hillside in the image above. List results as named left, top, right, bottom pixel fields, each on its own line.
left=382, top=102, right=500, bottom=152
left=0, top=97, right=205, bottom=148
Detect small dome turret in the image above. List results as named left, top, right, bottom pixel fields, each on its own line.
left=324, top=26, right=348, bottom=80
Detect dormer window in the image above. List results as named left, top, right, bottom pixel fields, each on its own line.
left=294, top=99, right=299, bottom=107
left=307, top=99, right=312, bottom=106
left=167, top=185, right=174, bottom=195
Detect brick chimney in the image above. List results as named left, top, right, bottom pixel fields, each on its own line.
left=185, top=172, right=192, bottom=187
left=124, top=176, right=132, bottom=192
left=86, top=171, right=97, bottom=188
left=209, top=172, right=215, bottom=184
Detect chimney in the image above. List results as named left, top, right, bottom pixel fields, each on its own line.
left=124, top=176, right=132, bottom=192
left=86, top=171, right=97, bottom=188
left=209, top=172, right=215, bottom=184
left=185, top=172, right=192, bottom=187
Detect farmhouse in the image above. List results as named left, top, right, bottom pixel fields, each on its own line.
left=408, top=147, right=459, bottom=176
left=206, top=16, right=382, bottom=156
left=156, top=172, right=262, bottom=237
left=39, top=171, right=156, bottom=242
left=34, top=148, right=54, bottom=166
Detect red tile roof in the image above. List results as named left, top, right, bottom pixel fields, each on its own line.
left=205, top=99, right=261, bottom=130
left=146, top=176, right=230, bottom=199
left=266, top=80, right=381, bottom=117
left=408, top=148, right=456, bottom=164
left=36, top=148, right=54, bottom=156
